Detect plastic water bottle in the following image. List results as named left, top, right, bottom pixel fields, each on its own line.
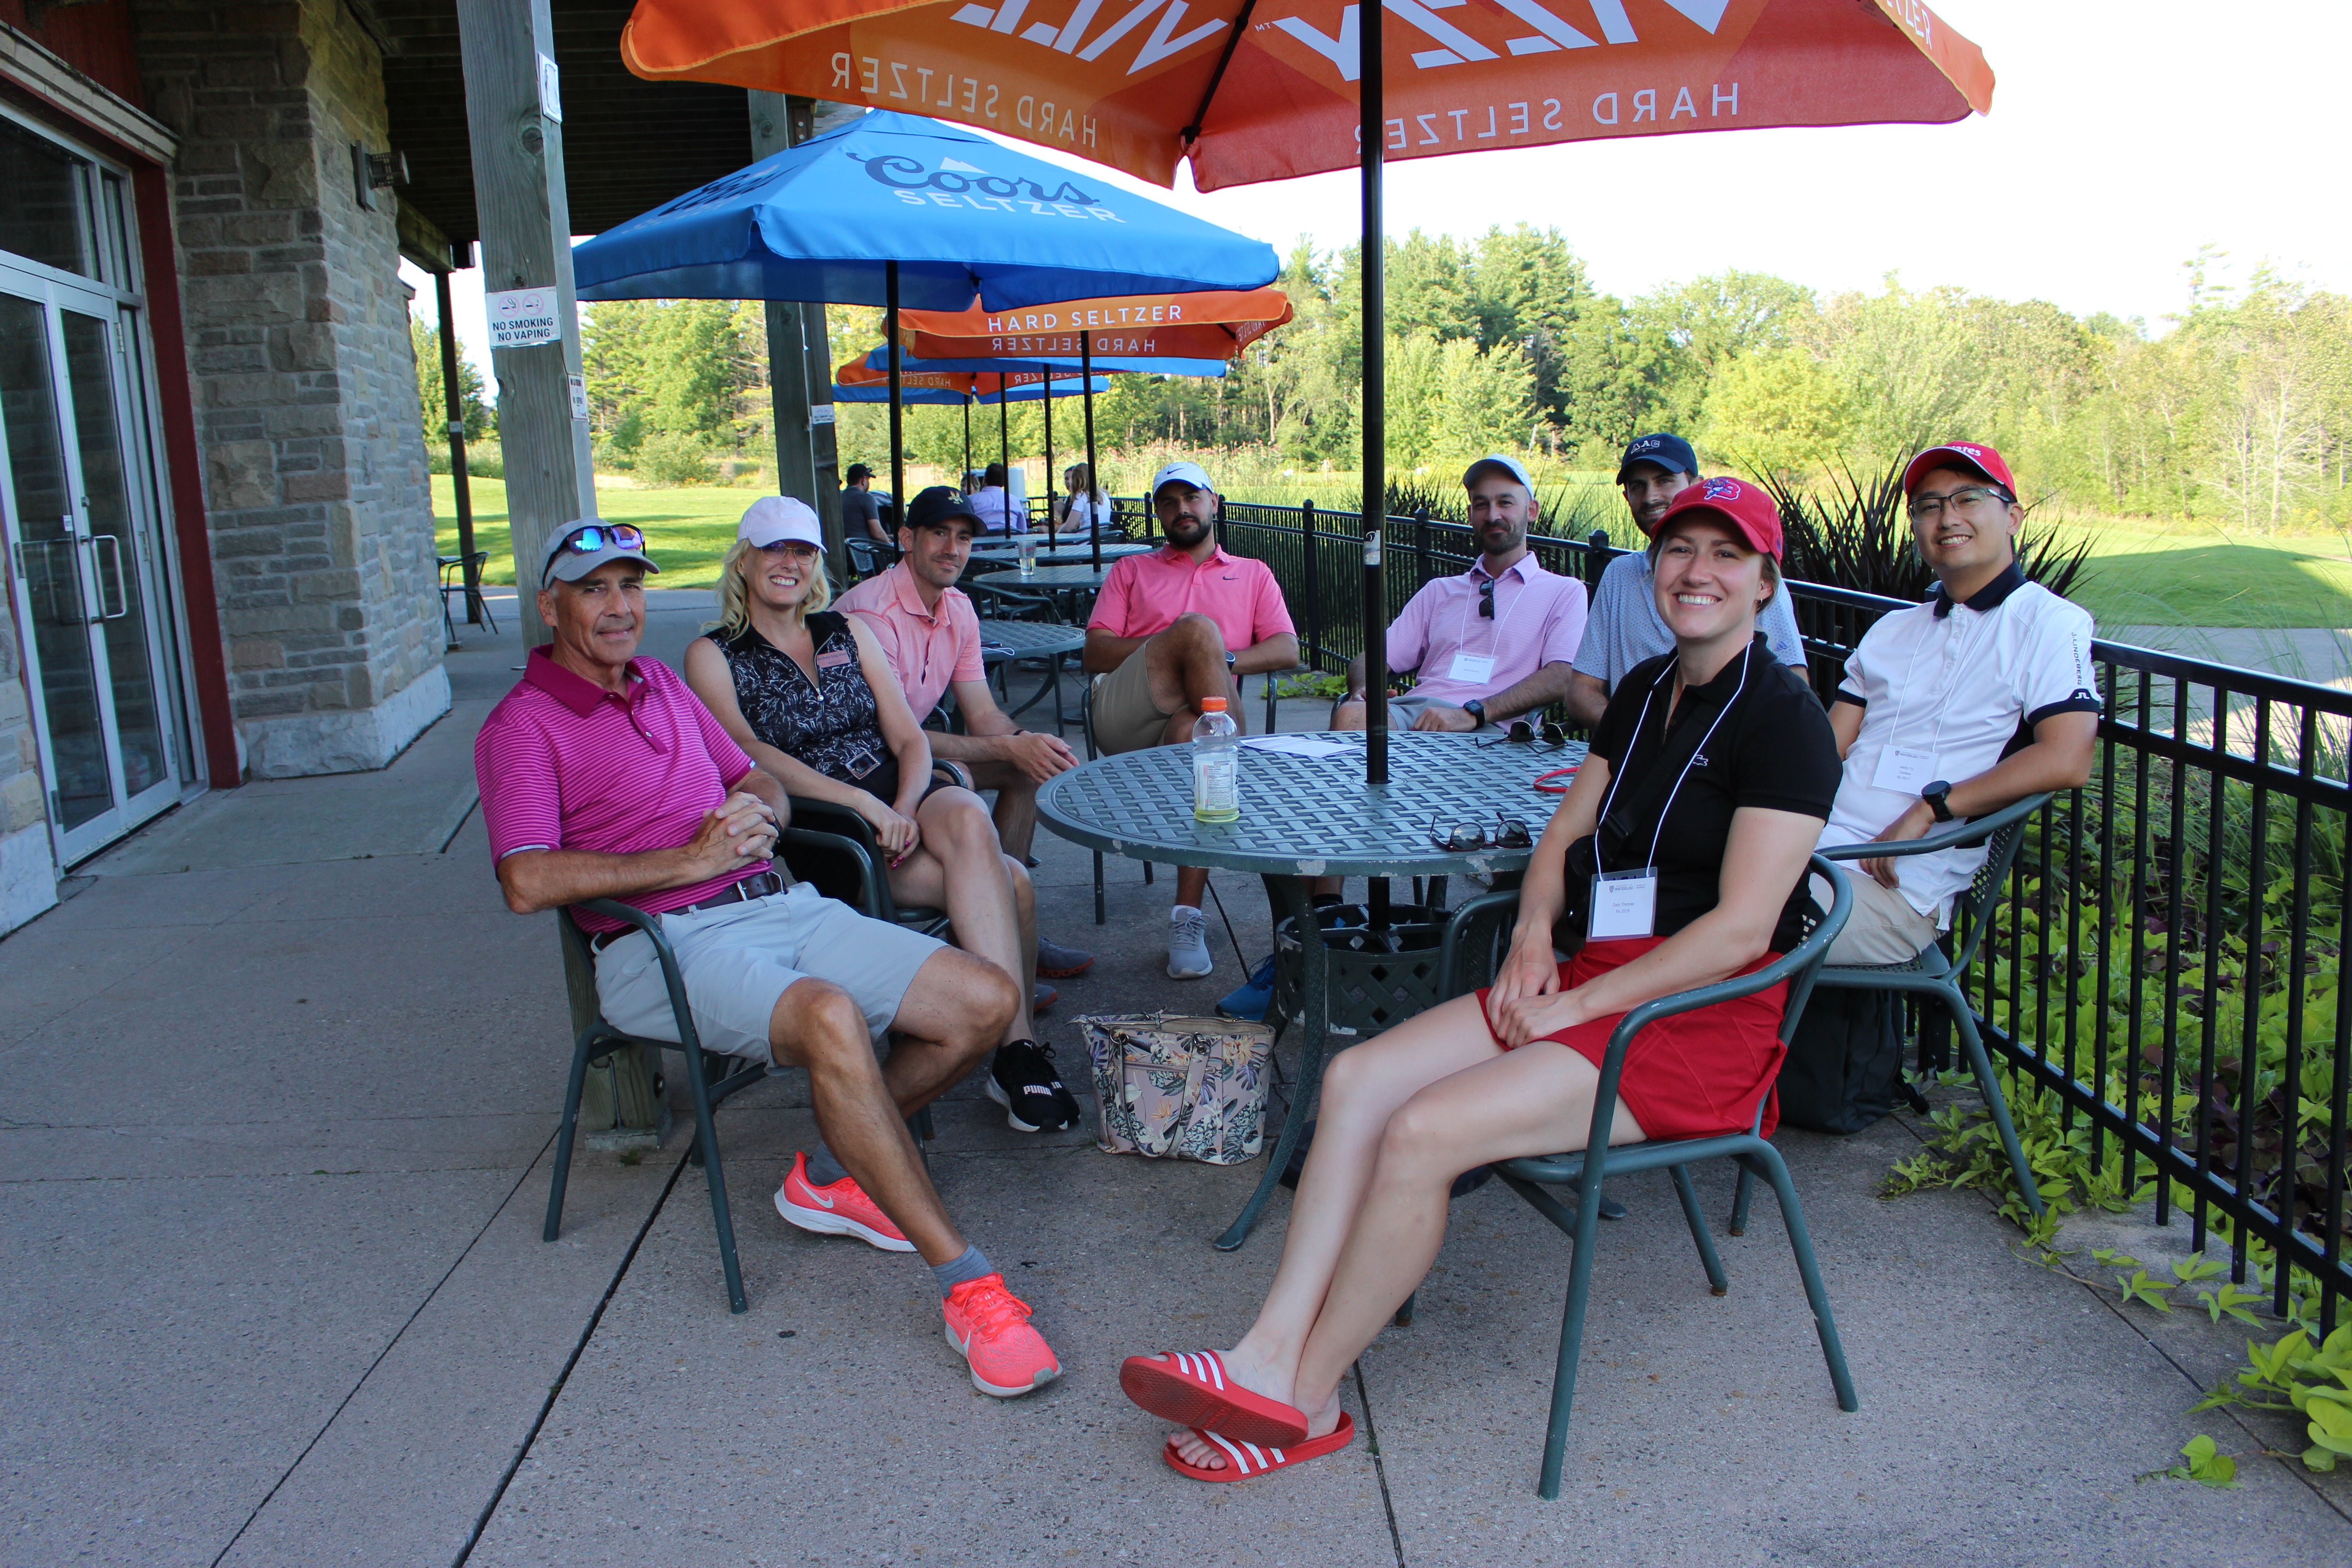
left=1193, top=697, right=1240, bottom=822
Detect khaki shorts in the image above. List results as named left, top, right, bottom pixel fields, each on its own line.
left=593, top=882, right=943, bottom=1065
left=1091, top=643, right=1176, bottom=755
left=1812, top=870, right=1944, bottom=966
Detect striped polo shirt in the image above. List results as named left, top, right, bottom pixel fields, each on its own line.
left=474, top=647, right=768, bottom=934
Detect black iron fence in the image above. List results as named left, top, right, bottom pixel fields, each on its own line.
left=1177, top=494, right=2350, bottom=1331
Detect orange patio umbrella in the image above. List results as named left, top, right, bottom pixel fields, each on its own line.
left=892, top=286, right=1292, bottom=557
left=625, top=0, right=1994, bottom=782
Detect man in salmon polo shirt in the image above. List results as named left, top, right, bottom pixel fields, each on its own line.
left=1084, top=461, right=1300, bottom=980
left=838, top=484, right=1094, bottom=983
left=473, top=520, right=1061, bottom=1398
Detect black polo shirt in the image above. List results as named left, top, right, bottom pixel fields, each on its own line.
left=1585, top=633, right=1842, bottom=952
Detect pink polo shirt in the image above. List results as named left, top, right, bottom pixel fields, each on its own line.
left=837, top=562, right=986, bottom=725
left=1088, top=544, right=1294, bottom=652
left=473, top=647, right=767, bottom=935
left=1386, top=554, right=1588, bottom=708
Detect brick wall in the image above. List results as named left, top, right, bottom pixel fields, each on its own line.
left=132, top=0, right=446, bottom=778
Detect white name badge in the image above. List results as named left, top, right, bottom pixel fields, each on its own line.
left=1588, top=868, right=1659, bottom=940
left=1872, top=745, right=1938, bottom=795
left=1449, top=653, right=1497, bottom=686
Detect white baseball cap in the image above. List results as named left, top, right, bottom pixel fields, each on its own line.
left=1150, top=460, right=1215, bottom=496
left=1463, top=453, right=1534, bottom=493
left=737, top=495, right=824, bottom=549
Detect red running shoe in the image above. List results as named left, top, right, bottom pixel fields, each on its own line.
left=943, top=1273, right=1062, bottom=1397
left=774, top=1151, right=914, bottom=1252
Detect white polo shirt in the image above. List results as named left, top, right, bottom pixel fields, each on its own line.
left=1819, top=564, right=2100, bottom=921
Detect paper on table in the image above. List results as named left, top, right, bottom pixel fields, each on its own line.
left=1240, top=735, right=1357, bottom=760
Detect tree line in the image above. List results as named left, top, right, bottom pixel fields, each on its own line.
left=432, top=234, right=2352, bottom=530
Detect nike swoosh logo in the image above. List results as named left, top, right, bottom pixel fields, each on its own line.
left=801, top=1186, right=835, bottom=1208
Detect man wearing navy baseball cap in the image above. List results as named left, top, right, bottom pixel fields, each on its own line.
left=1814, top=441, right=2098, bottom=965
left=1566, top=433, right=1807, bottom=727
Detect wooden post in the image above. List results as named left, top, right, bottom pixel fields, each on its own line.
left=433, top=267, right=480, bottom=624
left=749, top=92, right=846, bottom=585
left=456, top=0, right=594, bottom=650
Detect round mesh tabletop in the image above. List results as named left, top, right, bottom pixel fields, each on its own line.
left=976, top=621, right=1086, bottom=660
left=1036, top=731, right=1588, bottom=879
left=969, top=563, right=1115, bottom=589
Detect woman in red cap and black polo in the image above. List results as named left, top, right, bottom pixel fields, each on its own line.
left=1119, top=477, right=1843, bottom=1481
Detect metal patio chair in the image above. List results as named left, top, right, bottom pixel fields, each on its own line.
left=542, top=895, right=769, bottom=1314
left=779, top=797, right=952, bottom=939
left=1788, top=790, right=2057, bottom=1221
left=1421, top=855, right=1857, bottom=1498
left=439, top=551, right=495, bottom=647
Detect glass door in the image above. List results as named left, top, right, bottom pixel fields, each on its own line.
left=0, top=276, right=181, bottom=862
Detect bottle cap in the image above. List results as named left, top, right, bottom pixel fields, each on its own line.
left=1200, top=697, right=1228, bottom=711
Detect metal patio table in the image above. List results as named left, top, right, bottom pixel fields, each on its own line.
left=968, top=561, right=1117, bottom=626
left=1036, top=730, right=1587, bottom=1249
left=976, top=619, right=1086, bottom=730
left=969, top=538, right=1153, bottom=564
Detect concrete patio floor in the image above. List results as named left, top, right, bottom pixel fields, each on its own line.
left=4, top=593, right=2347, bottom=1567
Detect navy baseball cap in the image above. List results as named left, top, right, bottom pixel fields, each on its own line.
left=1617, top=434, right=1698, bottom=483
left=905, top=485, right=985, bottom=533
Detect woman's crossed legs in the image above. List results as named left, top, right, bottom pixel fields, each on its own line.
left=1164, top=988, right=1648, bottom=1472
left=885, top=785, right=1038, bottom=1044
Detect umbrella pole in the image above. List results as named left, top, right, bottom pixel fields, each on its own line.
left=1082, top=336, right=1100, bottom=570
left=998, top=387, right=1009, bottom=530
left=963, top=397, right=972, bottom=488
left=1042, top=362, right=1055, bottom=536
left=1360, top=0, right=1387, bottom=792
left=887, top=261, right=905, bottom=542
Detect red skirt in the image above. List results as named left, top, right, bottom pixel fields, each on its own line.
left=1475, top=936, right=1790, bottom=1140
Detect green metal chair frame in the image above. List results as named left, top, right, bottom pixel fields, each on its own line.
left=1427, top=854, right=1857, bottom=1498
left=1791, top=789, right=2056, bottom=1223
left=780, top=796, right=953, bottom=938
left=543, top=894, right=771, bottom=1315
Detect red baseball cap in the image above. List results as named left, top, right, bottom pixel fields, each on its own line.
left=1654, top=476, right=1783, bottom=562
left=1903, top=441, right=2017, bottom=496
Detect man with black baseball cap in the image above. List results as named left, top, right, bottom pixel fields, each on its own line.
left=843, top=463, right=888, bottom=542
left=839, top=485, right=1095, bottom=985
left=1565, top=433, right=1806, bottom=728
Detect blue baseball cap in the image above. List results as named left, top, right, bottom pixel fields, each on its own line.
left=1617, top=434, right=1698, bottom=484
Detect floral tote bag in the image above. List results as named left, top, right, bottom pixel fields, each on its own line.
left=1078, top=1014, right=1277, bottom=1165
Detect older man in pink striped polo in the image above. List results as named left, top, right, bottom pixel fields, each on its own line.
left=1332, top=455, right=1588, bottom=734
left=471, top=521, right=1062, bottom=1398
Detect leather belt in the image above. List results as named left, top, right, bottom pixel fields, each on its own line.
left=589, top=870, right=785, bottom=952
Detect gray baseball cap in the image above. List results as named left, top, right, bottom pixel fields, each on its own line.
left=540, top=520, right=658, bottom=588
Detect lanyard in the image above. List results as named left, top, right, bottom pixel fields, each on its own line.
left=1451, top=564, right=1529, bottom=659
left=1878, top=602, right=1990, bottom=764
left=1594, top=640, right=1752, bottom=872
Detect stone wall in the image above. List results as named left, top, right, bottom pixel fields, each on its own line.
left=132, top=0, right=446, bottom=779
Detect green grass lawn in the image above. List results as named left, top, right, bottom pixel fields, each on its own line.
left=435, top=477, right=2352, bottom=630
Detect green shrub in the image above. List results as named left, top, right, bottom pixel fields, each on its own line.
left=637, top=432, right=715, bottom=486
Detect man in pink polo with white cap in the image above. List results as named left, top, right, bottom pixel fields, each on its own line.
left=472, top=515, right=1063, bottom=1398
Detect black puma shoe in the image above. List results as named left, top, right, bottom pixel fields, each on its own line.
left=986, top=1039, right=1082, bottom=1133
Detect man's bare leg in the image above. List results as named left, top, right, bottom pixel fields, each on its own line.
left=960, top=756, right=1039, bottom=860
left=769, top=975, right=979, bottom=1265
left=879, top=946, right=1020, bottom=1113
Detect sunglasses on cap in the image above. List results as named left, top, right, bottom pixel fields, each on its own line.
left=554, top=523, right=647, bottom=555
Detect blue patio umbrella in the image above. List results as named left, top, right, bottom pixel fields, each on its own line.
left=573, top=109, right=1275, bottom=563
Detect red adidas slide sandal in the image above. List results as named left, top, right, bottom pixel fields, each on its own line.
left=1164, top=1413, right=1357, bottom=1482
left=1118, top=1351, right=1310, bottom=1446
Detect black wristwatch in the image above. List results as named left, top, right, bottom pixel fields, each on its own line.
left=1224, top=651, right=1239, bottom=672
left=1462, top=698, right=1488, bottom=726
left=1921, top=780, right=1955, bottom=823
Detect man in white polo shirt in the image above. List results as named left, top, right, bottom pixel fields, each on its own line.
left=1818, top=441, right=2100, bottom=964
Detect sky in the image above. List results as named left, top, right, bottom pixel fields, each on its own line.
left=408, top=0, right=2352, bottom=398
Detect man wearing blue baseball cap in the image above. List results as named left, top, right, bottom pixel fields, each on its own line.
left=1564, top=434, right=1808, bottom=728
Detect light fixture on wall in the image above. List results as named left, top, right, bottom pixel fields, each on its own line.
left=350, top=144, right=408, bottom=211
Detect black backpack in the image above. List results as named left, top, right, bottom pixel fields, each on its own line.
left=1777, top=987, right=1916, bottom=1135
